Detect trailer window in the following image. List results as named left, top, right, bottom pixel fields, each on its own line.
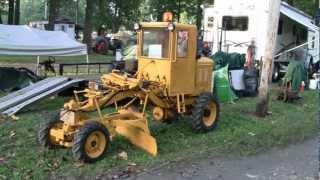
left=142, top=29, right=169, bottom=59
left=222, top=16, right=248, bottom=31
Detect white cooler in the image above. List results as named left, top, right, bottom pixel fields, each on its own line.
left=229, top=69, right=245, bottom=90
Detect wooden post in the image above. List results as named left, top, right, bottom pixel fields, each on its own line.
left=256, top=0, right=281, bottom=117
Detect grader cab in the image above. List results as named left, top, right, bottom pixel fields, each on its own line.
left=38, top=20, right=220, bottom=162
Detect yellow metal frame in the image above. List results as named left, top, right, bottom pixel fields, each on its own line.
left=47, top=21, right=215, bottom=158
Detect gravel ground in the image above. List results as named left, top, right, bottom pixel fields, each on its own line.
left=132, top=138, right=319, bottom=180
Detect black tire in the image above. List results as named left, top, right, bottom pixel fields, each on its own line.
left=272, top=63, right=280, bottom=82
left=191, top=92, right=220, bottom=133
left=152, top=107, right=178, bottom=124
left=308, top=58, right=314, bottom=79
left=72, top=122, right=110, bottom=163
left=37, top=114, right=60, bottom=148
left=162, top=109, right=179, bottom=124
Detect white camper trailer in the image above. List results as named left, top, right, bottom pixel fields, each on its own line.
left=204, top=0, right=319, bottom=79
left=29, top=19, right=76, bottom=39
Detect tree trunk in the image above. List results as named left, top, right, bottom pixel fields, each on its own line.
left=196, top=0, right=203, bottom=30
left=48, top=0, right=60, bottom=30
left=96, top=0, right=106, bottom=32
left=0, top=11, right=2, bottom=24
left=8, top=0, right=14, bottom=25
left=177, top=0, right=181, bottom=22
left=83, top=0, right=95, bottom=53
left=112, top=1, right=120, bottom=33
left=14, top=0, right=20, bottom=25
left=256, top=0, right=281, bottom=117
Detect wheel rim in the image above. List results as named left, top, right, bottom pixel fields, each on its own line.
left=202, top=102, right=217, bottom=127
left=152, top=107, right=165, bottom=121
left=85, top=131, right=107, bottom=159
left=49, top=121, right=63, bottom=145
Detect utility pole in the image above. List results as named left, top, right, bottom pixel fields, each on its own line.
left=255, top=0, right=281, bottom=117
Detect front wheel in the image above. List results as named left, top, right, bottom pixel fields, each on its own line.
left=72, top=122, right=110, bottom=163
left=191, top=93, right=220, bottom=133
left=37, top=113, right=61, bottom=148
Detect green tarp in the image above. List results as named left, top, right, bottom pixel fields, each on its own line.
left=213, top=65, right=238, bottom=103
left=211, top=51, right=246, bottom=70
left=123, top=45, right=137, bottom=60
left=282, top=60, right=307, bottom=92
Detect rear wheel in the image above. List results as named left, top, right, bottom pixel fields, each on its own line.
left=191, top=93, right=220, bottom=133
left=95, top=41, right=108, bottom=54
left=152, top=107, right=178, bottom=124
left=37, top=113, right=61, bottom=148
left=72, top=122, right=110, bottom=163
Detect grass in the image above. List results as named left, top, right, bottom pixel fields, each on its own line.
left=0, top=53, right=114, bottom=64
left=0, top=90, right=318, bottom=179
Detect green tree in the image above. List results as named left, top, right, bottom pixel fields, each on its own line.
left=284, top=0, right=318, bottom=16
left=83, top=0, right=96, bottom=52
left=103, top=0, right=143, bottom=32
left=59, top=0, right=86, bottom=25
left=0, top=0, right=6, bottom=24
left=145, top=0, right=213, bottom=29
left=20, top=0, right=47, bottom=25
left=48, top=0, right=60, bottom=30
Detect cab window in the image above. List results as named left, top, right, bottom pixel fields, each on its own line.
left=177, top=30, right=188, bottom=58
left=142, top=28, right=169, bottom=59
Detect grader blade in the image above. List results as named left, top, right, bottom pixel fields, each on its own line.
left=114, top=120, right=157, bottom=156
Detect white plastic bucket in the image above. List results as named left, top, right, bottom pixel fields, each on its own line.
left=115, top=49, right=123, bottom=61
left=309, top=79, right=319, bottom=90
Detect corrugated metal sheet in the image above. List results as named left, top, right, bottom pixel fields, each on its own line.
left=0, top=77, right=85, bottom=116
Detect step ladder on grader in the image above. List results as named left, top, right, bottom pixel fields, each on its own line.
left=38, top=13, right=220, bottom=162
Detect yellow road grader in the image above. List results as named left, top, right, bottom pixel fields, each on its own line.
left=38, top=18, right=220, bottom=162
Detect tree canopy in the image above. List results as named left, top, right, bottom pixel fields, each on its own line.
left=1, top=0, right=318, bottom=31
left=0, top=0, right=318, bottom=52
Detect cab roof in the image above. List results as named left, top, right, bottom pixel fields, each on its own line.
left=140, top=22, right=197, bottom=30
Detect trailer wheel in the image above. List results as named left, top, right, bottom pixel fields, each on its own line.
left=191, top=92, right=220, bottom=133
left=272, top=63, right=280, bottom=82
left=308, top=57, right=314, bottom=79
left=72, top=122, right=110, bottom=163
left=37, top=113, right=61, bottom=148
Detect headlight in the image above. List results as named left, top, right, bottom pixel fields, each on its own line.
left=168, top=23, right=175, bottom=31
left=134, top=23, right=141, bottom=31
